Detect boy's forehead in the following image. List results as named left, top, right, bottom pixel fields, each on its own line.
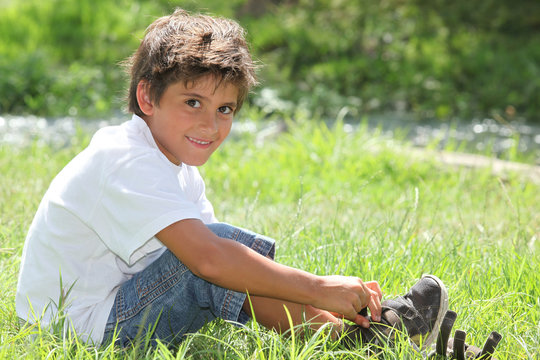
left=179, top=75, right=240, bottom=96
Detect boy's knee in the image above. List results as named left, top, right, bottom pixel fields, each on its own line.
left=206, top=223, right=276, bottom=260
left=206, top=222, right=243, bottom=240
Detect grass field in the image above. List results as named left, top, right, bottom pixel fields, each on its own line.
left=0, top=113, right=538, bottom=359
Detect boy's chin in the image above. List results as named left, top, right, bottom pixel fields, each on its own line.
left=181, top=157, right=211, bottom=167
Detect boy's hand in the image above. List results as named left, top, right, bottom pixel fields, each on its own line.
left=315, top=276, right=382, bottom=328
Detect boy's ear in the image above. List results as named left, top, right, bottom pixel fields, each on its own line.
left=136, top=81, right=154, bottom=116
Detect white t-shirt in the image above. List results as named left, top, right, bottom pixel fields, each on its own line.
left=16, top=114, right=217, bottom=344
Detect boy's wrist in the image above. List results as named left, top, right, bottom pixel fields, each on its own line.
left=300, top=272, right=324, bottom=307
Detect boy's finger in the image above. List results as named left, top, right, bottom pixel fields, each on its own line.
left=358, top=280, right=371, bottom=307
left=353, top=313, right=370, bottom=328
left=365, top=281, right=383, bottom=300
left=367, top=290, right=382, bottom=322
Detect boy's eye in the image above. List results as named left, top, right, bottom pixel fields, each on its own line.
left=186, top=99, right=201, bottom=108
left=218, top=106, right=233, bottom=115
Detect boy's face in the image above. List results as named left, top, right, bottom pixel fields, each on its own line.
left=139, top=75, right=238, bottom=166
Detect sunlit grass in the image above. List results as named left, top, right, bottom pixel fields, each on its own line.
left=1, top=112, right=538, bottom=358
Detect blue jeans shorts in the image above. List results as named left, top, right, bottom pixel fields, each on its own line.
left=102, top=223, right=275, bottom=347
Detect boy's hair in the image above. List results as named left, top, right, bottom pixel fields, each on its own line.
left=126, top=9, right=257, bottom=116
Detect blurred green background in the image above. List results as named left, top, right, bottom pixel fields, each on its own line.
left=0, top=0, right=539, bottom=122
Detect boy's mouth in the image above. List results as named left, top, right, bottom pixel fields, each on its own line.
left=186, top=136, right=212, bottom=146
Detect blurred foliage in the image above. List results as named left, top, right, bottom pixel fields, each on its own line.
left=242, top=0, right=540, bottom=121
left=0, top=0, right=539, bottom=121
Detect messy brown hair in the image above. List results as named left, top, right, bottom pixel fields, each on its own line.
left=125, top=9, right=258, bottom=116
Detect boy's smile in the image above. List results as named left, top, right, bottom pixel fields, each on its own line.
left=138, top=75, right=239, bottom=166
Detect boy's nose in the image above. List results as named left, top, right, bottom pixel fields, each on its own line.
left=199, top=112, right=218, bottom=133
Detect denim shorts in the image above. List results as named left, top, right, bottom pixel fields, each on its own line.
left=102, top=223, right=275, bottom=347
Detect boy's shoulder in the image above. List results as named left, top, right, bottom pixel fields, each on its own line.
left=90, top=116, right=147, bottom=150
left=55, top=116, right=168, bottom=188
left=84, top=116, right=162, bottom=165
left=50, top=116, right=194, bottom=204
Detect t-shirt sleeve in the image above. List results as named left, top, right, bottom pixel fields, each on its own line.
left=198, top=190, right=218, bottom=224
left=89, top=154, right=201, bottom=265
left=187, top=166, right=218, bottom=224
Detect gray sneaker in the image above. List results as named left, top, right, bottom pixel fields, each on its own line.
left=343, top=274, right=449, bottom=351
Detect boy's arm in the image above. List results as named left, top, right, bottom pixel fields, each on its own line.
left=156, top=219, right=381, bottom=324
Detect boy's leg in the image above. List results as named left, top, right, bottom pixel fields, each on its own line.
left=242, top=295, right=343, bottom=336
left=102, top=222, right=447, bottom=352
left=102, top=222, right=279, bottom=347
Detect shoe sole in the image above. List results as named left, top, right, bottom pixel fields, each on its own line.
left=418, top=274, right=449, bottom=351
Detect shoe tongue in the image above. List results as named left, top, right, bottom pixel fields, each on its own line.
left=381, top=299, right=429, bottom=336
left=381, top=308, right=401, bottom=327
left=382, top=299, right=420, bottom=321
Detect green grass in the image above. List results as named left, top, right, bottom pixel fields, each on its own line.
left=1, top=112, right=539, bottom=358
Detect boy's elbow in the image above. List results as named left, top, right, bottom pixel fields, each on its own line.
left=193, top=261, right=220, bottom=282
left=190, top=244, right=224, bottom=282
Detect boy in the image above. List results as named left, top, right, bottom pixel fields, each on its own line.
left=16, top=9, right=448, bottom=351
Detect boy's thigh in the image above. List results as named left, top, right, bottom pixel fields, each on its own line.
left=103, top=222, right=275, bottom=346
